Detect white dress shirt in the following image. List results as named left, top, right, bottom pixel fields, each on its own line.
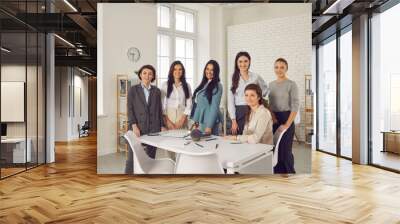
left=227, top=71, right=269, bottom=119
left=161, top=81, right=192, bottom=116
left=140, top=82, right=152, bottom=104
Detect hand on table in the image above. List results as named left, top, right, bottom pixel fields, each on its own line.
left=231, top=119, right=238, bottom=135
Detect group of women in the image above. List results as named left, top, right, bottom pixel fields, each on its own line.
left=126, top=51, right=299, bottom=175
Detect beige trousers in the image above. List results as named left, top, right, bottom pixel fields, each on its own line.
left=160, top=107, right=188, bottom=160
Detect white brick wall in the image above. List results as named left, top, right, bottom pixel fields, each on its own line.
left=227, top=13, right=311, bottom=141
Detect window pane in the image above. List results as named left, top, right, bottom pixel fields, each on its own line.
left=158, top=34, right=170, bottom=57
left=185, top=59, right=194, bottom=79
left=159, top=57, right=170, bottom=78
left=185, top=12, right=194, bottom=32
left=176, top=10, right=185, bottom=31
left=176, top=38, right=185, bottom=58
left=371, top=3, right=400, bottom=171
left=318, top=37, right=337, bottom=155
left=160, top=35, right=169, bottom=57
left=158, top=5, right=170, bottom=28
left=185, top=39, right=193, bottom=58
left=340, top=29, right=352, bottom=158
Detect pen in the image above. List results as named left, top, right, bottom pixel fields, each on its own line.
left=195, top=143, right=204, bottom=148
left=205, top=138, right=217, bottom=141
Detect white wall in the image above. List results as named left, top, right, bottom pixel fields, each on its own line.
left=97, top=3, right=157, bottom=156
left=55, top=67, right=89, bottom=141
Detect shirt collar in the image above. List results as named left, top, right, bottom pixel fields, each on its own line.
left=141, top=82, right=152, bottom=90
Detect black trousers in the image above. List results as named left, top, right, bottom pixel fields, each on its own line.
left=125, top=144, right=156, bottom=174
left=273, top=111, right=296, bottom=174
left=235, top=105, right=249, bottom=135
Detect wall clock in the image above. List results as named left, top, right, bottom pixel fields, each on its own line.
left=127, top=47, right=141, bottom=63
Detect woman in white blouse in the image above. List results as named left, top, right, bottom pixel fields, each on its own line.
left=228, top=51, right=269, bottom=135
left=161, top=61, right=192, bottom=130
left=225, top=83, right=273, bottom=145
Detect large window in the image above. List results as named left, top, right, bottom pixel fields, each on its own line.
left=0, top=1, right=47, bottom=179
left=340, top=28, right=352, bottom=158
left=157, top=4, right=196, bottom=88
left=317, top=36, right=337, bottom=154
left=370, top=3, right=400, bottom=171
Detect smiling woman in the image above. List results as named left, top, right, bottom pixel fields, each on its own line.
left=97, top=3, right=312, bottom=175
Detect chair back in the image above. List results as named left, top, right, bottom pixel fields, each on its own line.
left=124, top=131, right=153, bottom=174
left=273, top=129, right=287, bottom=167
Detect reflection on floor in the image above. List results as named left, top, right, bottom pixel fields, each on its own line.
left=373, top=151, right=400, bottom=171
left=97, top=142, right=312, bottom=174
left=1, top=134, right=400, bottom=223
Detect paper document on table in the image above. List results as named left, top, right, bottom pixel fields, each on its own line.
left=159, top=130, right=190, bottom=138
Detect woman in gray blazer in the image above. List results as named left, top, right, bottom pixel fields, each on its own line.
left=126, top=64, right=166, bottom=174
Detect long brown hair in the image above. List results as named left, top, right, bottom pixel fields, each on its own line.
left=166, top=61, right=190, bottom=99
left=231, top=51, right=251, bottom=94
left=244, top=84, right=264, bottom=123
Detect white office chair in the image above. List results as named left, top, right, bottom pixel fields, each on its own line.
left=273, top=129, right=287, bottom=169
left=175, top=153, right=224, bottom=174
left=124, top=131, right=175, bottom=174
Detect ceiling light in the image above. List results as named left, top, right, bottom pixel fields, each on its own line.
left=323, top=0, right=354, bottom=15
left=78, top=67, right=92, bottom=76
left=1, top=47, right=11, bottom=53
left=54, top=34, right=75, bottom=48
left=63, top=0, right=78, bottom=12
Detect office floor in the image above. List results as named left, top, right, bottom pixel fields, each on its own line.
left=0, top=135, right=400, bottom=223
left=372, top=150, right=400, bottom=171
left=97, top=141, right=312, bottom=174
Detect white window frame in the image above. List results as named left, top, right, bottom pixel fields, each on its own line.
left=157, top=3, right=197, bottom=88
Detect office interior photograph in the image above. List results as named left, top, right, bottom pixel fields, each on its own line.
left=0, top=0, right=400, bottom=223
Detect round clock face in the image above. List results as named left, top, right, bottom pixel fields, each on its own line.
left=127, top=47, right=141, bottom=63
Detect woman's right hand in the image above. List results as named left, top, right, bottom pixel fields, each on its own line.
left=132, top=124, right=141, bottom=137
left=166, top=119, right=175, bottom=130
left=231, top=119, right=238, bottom=135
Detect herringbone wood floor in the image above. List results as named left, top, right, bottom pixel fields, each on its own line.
left=1, top=134, right=400, bottom=224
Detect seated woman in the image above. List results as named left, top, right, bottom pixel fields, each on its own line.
left=225, top=83, right=273, bottom=144
left=126, top=64, right=166, bottom=174
left=191, top=60, right=223, bottom=135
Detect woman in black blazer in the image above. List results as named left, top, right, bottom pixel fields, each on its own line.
left=126, top=64, right=166, bottom=174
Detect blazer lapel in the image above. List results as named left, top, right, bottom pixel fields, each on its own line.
left=135, top=85, right=147, bottom=106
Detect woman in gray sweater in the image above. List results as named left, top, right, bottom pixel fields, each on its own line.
left=268, top=58, right=299, bottom=174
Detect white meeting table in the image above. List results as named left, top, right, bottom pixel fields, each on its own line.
left=139, top=130, right=274, bottom=174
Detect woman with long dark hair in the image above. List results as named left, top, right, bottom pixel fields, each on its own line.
left=191, top=60, right=223, bottom=135
left=224, top=83, right=273, bottom=145
left=228, top=51, right=268, bottom=135
left=161, top=61, right=192, bottom=130
left=268, top=58, right=299, bottom=174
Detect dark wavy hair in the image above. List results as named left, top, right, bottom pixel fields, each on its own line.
left=137, top=64, right=156, bottom=82
left=244, top=83, right=265, bottom=123
left=231, top=51, right=251, bottom=94
left=192, top=60, right=220, bottom=104
left=166, top=61, right=190, bottom=99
